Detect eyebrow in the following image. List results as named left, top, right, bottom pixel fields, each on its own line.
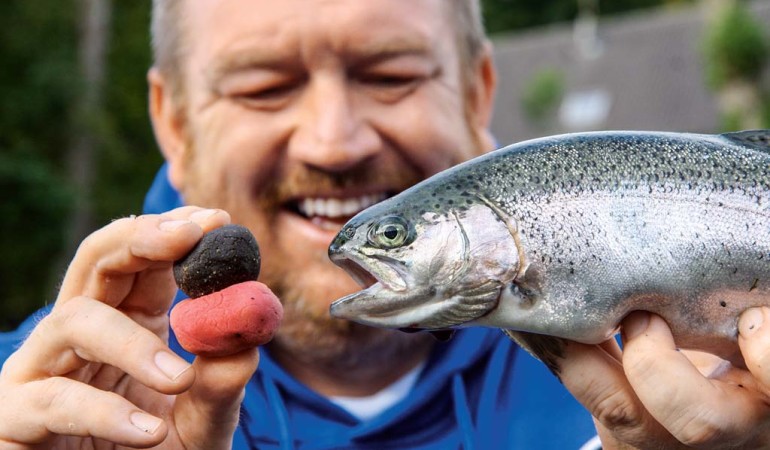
left=206, top=48, right=301, bottom=86
left=207, top=34, right=435, bottom=85
left=349, top=47, right=434, bottom=73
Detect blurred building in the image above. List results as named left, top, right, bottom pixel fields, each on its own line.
left=489, top=0, right=770, bottom=145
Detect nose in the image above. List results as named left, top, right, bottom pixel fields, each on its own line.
left=288, top=75, right=381, bottom=171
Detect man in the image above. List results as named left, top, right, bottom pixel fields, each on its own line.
left=3, top=1, right=770, bottom=449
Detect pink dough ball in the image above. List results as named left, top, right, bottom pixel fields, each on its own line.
left=170, top=280, right=283, bottom=357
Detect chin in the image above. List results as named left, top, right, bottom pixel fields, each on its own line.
left=272, top=313, right=429, bottom=370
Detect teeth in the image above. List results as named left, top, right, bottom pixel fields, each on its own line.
left=298, top=194, right=387, bottom=218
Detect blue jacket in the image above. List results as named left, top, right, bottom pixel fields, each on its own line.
left=1, top=165, right=599, bottom=449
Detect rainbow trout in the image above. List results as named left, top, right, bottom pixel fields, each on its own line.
left=328, top=130, right=770, bottom=372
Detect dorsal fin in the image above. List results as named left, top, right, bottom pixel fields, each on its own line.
left=721, top=130, right=770, bottom=151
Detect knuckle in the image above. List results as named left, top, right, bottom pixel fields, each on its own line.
left=45, top=377, right=74, bottom=412
left=44, top=299, right=113, bottom=362
left=47, top=298, right=91, bottom=334
left=593, top=390, right=645, bottom=431
left=75, top=216, right=139, bottom=260
left=623, top=350, right=658, bottom=382
left=75, top=225, right=112, bottom=259
left=122, top=325, right=153, bottom=352
left=35, top=307, right=70, bottom=342
left=42, top=378, right=103, bottom=437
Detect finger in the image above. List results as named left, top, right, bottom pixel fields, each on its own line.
left=106, top=208, right=232, bottom=329
left=622, top=312, right=770, bottom=448
left=175, top=349, right=260, bottom=450
left=557, top=334, right=677, bottom=448
left=117, top=208, right=233, bottom=321
left=0, top=377, right=168, bottom=448
left=4, top=296, right=194, bottom=394
left=738, top=307, right=770, bottom=394
left=57, top=207, right=230, bottom=309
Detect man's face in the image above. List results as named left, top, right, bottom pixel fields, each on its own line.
left=155, top=0, right=495, bottom=362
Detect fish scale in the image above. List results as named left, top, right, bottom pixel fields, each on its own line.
left=328, top=130, right=770, bottom=373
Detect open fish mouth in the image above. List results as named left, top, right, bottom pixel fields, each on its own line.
left=330, top=253, right=497, bottom=329
left=333, top=257, right=379, bottom=290
left=329, top=252, right=417, bottom=324
left=331, top=252, right=408, bottom=293
left=329, top=237, right=506, bottom=329
left=329, top=248, right=434, bottom=324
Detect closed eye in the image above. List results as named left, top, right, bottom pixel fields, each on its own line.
left=356, top=73, right=426, bottom=103
left=233, top=81, right=303, bottom=110
left=358, top=74, right=422, bottom=88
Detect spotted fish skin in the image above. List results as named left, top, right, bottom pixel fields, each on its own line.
left=328, top=130, right=770, bottom=368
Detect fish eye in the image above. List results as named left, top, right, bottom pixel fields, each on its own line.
left=368, top=216, right=413, bottom=249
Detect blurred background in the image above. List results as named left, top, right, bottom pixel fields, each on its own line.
left=1, top=0, right=768, bottom=330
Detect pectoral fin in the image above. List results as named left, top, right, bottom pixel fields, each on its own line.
left=503, top=329, right=569, bottom=381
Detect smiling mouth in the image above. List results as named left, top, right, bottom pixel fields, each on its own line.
left=286, top=193, right=390, bottom=229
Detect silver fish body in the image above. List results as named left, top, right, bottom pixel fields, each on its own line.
left=328, top=130, right=770, bottom=368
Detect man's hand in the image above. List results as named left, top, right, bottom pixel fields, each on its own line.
left=0, top=207, right=260, bottom=449
left=560, top=310, right=770, bottom=449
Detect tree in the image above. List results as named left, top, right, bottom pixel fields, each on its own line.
left=64, top=0, right=112, bottom=261
left=0, top=1, right=159, bottom=331
left=701, top=0, right=769, bottom=130
left=0, top=1, right=78, bottom=330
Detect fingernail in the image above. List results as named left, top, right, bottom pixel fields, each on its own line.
left=622, top=311, right=650, bottom=341
left=739, top=307, right=765, bottom=337
left=130, top=411, right=163, bottom=434
left=189, top=209, right=219, bottom=222
left=159, top=220, right=191, bottom=231
left=155, top=351, right=191, bottom=381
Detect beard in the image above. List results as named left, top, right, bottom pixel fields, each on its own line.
left=270, top=277, right=435, bottom=371
left=178, top=139, right=438, bottom=370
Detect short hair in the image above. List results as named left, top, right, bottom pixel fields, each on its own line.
left=447, top=0, right=487, bottom=81
left=151, top=0, right=488, bottom=104
left=150, top=0, right=186, bottom=102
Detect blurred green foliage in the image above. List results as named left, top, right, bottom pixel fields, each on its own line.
left=700, top=2, right=770, bottom=131
left=96, top=1, right=160, bottom=221
left=702, top=1, right=768, bottom=88
left=0, top=2, right=78, bottom=330
left=0, top=1, right=160, bottom=330
left=521, top=69, right=565, bottom=125
left=0, top=154, right=71, bottom=329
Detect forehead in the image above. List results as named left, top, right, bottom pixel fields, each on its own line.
left=182, top=0, right=455, bottom=67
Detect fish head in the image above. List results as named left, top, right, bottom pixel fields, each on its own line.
left=328, top=183, right=521, bottom=330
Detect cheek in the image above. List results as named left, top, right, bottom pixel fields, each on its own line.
left=186, top=108, right=285, bottom=198
left=368, top=89, right=477, bottom=176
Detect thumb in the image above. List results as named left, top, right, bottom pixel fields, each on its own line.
left=174, top=348, right=260, bottom=449
left=738, top=307, right=770, bottom=391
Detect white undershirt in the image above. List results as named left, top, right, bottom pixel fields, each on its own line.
left=328, top=361, right=426, bottom=422
left=328, top=362, right=602, bottom=449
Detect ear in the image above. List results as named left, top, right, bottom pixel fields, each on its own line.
left=466, top=41, right=498, bottom=151
left=148, top=67, right=188, bottom=191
